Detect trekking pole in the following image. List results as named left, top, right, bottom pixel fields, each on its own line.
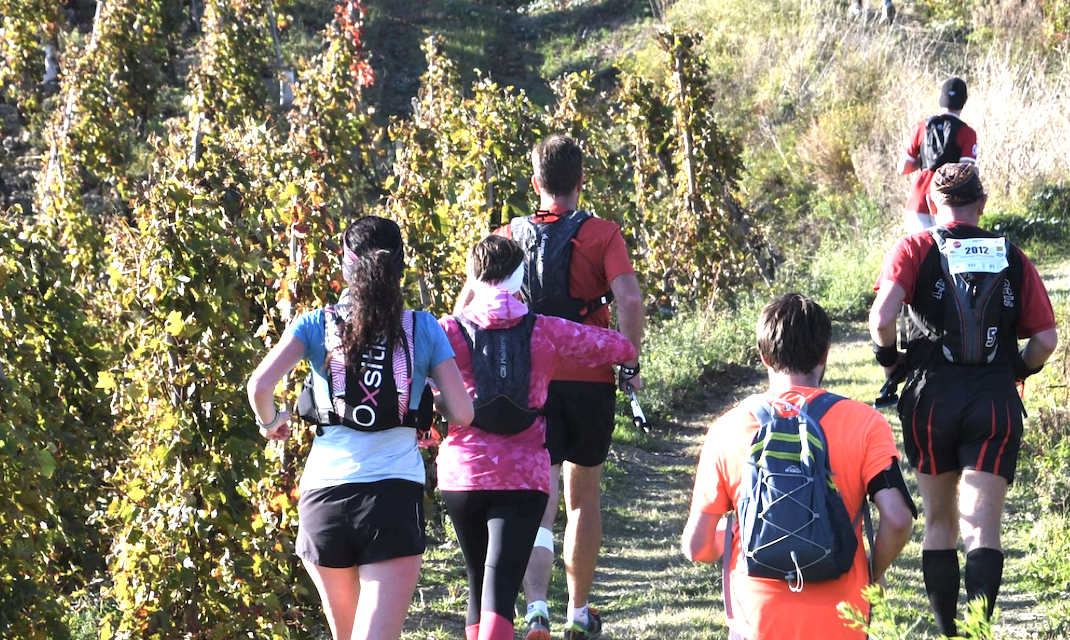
left=873, top=364, right=907, bottom=409
left=628, top=385, right=649, bottom=434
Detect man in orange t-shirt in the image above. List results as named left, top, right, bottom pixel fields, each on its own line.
left=682, top=293, right=914, bottom=640
left=454, top=135, right=644, bottom=640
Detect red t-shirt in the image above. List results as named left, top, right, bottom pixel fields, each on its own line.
left=498, top=205, right=636, bottom=383
left=690, top=388, right=901, bottom=640
left=873, top=222, right=1056, bottom=337
left=902, top=115, right=978, bottom=215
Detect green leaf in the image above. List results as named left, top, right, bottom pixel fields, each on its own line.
left=36, top=449, right=56, bottom=479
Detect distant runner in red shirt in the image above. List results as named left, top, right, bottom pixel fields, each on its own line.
left=870, top=163, right=1058, bottom=636
left=897, top=77, right=978, bottom=232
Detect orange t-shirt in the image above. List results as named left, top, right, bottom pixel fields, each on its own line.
left=690, top=387, right=902, bottom=640
left=498, top=205, right=635, bottom=383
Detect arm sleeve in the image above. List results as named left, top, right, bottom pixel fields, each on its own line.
left=602, top=225, right=636, bottom=283
left=958, top=125, right=978, bottom=162
left=873, top=236, right=921, bottom=304
left=690, top=413, right=740, bottom=515
left=1015, top=252, right=1057, bottom=337
left=419, top=312, right=456, bottom=370
left=539, top=316, right=637, bottom=368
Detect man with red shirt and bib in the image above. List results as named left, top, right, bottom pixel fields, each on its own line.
left=870, top=163, right=1058, bottom=636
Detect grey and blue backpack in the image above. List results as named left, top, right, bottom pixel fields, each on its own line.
left=723, top=392, right=872, bottom=609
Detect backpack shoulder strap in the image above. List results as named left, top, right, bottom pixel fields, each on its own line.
left=399, top=309, right=415, bottom=413
left=802, top=391, right=845, bottom=423
left=509, top=215, right=537, bottom=250
left=454, top=313, right=477, bottom=354
left=741, top=391, right=844, bottom=431
left=723, top=512, right=736, bottom=619
left=739, top=394, right=775, bottom=427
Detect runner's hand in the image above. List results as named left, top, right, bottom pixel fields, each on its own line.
left=882, top=352, right=906, bottom=380
left=259, top=411, right=292, bottom=440
left=620, top=372, right=643, bottom=393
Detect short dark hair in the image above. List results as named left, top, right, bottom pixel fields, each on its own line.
left=469, top=234, right=524, bottom=283
left=532, top=135, right=583, bottom=197
left=756, top=293, right=831, bottom=375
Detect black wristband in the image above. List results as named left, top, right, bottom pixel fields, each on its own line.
left=619, top=362, right=640, bottom=378
left=1013, top=350, right=1043, bottom=380
left=872, top=341, right=899, bottom=367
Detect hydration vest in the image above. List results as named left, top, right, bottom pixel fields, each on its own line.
left=920, top=114, right=965, bottom=171
left=509, top=210, right=613, bottom=323
left=904, top=226, right=1023, bottom=368
left=297, top=307, right=430, bottom=434
left=454, top=313, right=540, bottom=435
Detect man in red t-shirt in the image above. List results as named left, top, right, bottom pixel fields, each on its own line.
left=682, top=293, right=914, bottom=640
left=454, top=135, right=644, bottom=640
left=870, top=163, right=1058, bottom=636
left=897, top=77, right=978, bottom=232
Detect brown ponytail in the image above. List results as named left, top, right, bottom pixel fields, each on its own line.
left=339, top=217, right=405, bottom=361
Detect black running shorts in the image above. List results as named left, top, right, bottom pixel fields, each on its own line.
left=543, top=380, right=617, bottom=467
left=296, top=479, right=426, bottom=568
left=898, top=366, right=1024, bottom=484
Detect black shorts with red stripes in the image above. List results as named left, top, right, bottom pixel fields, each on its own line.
left=898, top=365, right=1024, bottom=483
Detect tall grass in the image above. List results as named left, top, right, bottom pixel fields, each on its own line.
left=662, top=0, right=1070, bottom=228
left=638, top=295, right=763, bottom=417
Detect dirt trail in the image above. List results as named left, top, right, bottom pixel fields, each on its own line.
left=590, top=370, right=766, bottom=640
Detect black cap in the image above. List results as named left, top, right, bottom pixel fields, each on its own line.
left=939, top=77, right=968, bottom=110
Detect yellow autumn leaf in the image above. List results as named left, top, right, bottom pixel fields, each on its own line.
left=164, top=310, right=185, bottom=336
left=96, top=371, right=116, bottom=391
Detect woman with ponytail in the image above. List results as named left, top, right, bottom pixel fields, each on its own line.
left=437, top=235, right=635, bottom=640
left=247, top=216, right=473, bottom=640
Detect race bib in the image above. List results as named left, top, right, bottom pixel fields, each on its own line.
left=939, top=237, right=1009, bottom=275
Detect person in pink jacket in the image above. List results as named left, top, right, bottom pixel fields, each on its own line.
left=438, top=235, right=636, bottom=640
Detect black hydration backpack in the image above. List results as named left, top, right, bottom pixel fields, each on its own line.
left=920, top=114, right=964, bottom=171
left=906, top=227, right=1022, bottom=366
left=297, top=307, right=432, bottom=434
left=509, top=210, right=613, bottom=323
left=454, top=313, right=540, bottom=435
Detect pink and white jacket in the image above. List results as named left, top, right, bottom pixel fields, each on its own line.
left=437, top=288, right=636, bottom=494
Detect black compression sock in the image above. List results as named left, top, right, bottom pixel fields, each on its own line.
left=964, top=547, right=1004, bottom=621
left=923, top=549, right=960, bottom=637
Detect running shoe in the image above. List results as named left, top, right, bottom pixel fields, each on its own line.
left=524, top=612, right=550, bottom=640
left=562, top=607, right=602, bottom=640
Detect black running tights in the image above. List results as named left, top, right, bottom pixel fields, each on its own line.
left=441, top=490, right=549, bottom=625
